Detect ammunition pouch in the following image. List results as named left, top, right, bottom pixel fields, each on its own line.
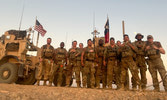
left=86, top=52, right=95, bottom=61
left=43, top=49, right=53, bottom=58
left=108, top=52, right=117, bottom=57
left=122, top=51, right=132, bottom=58
left=146, top=49, right=160, bottom=59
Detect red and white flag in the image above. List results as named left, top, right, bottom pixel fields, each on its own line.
left=34, top=20, right=47, bottom=37
left=104, top=18, right=109, bottom=43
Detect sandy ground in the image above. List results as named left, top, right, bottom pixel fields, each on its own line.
left=0, top=84, right=166, bottom=100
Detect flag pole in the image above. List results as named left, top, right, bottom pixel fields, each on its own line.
left=107, top=14, right=109, bottom=43
left=36, top=32, right=40, bottom=47
left=122, top=20, right=125, bottom=36
left=32, top=16, right=37, bottom=44
left=35, top=16, right=40, bottom=47
left=32, top=28, right=35, bottom=44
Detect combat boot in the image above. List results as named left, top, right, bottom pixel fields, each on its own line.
left=77, top=83, right=81, bottom=88
left=142, top=85, right=146, bottom=91
left=116, top=84, right=121, bottom=90
left=103, top=84, right=106, bottom=89
left=43, top=80, right=47, bottom=86
left=82, top=83, right=86, bottom=88
left=125, top=84, right=129, bottom=91
left=153, top=87, right=160, bottom=92
left=96, top=84, right=100, bottom=89
left=108, top=85, right=112, bottom=89
left=82, top=85, right=86, bottom=88
left=132, top=87, right=137, bottom=91
left=36, top=80, right=40, bottom=86
left=138, top=85, right=142, bottom=91
left=91, top=85, right=95, bottom=89
left=118, top=84, right=125, bottom=91
left=132, top=85, right=137, bottom=91
left=165, top=87, right=167, bottom=92
left=103, top=86, right=106, bottom=89
left=65, top=84, right=70, bottom=87
left=57, top=84, right=61, bottom=87
left=48, top=82, right=52, bottom=87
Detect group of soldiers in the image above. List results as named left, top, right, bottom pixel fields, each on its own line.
left=36, top=33, right=167, bottom=92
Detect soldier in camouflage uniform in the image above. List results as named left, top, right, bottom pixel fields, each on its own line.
left=66, top=41, right=78, bottom=87
left=95, top=39, right=106, bottom=88
left=132, top=33, right=147, bottom=90
left=75, top=43, right=84, bottom=87
left=54, top=42, right=67, bottom=87
left=104, top=37, right=118, bottom=89
left=81, top=39, right=96, bottom=88
left=36, top=38, right=55, bottom=86
left=119, top=34, right=141, bottom=91
left=115, top=40, right=129, bottom=90
left=145, top=35, right=167, bottom=92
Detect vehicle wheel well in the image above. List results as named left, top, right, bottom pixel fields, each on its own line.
left=0, top=55, right=19, bottom=66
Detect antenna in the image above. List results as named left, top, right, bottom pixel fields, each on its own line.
left=19, top=0, right=26, bottom=31
left=122, top=20, right=125, bottom=36
left=93, top=12, right=95, bottom=31
left=65, top=32, right=68, bottom=49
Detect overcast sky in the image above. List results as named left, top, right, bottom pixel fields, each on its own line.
left=0, top=0, right=167, bottom=89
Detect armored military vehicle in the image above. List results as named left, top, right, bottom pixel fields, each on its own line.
left=0, top=30, right=40, bottom=85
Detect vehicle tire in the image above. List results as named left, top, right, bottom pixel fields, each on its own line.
left=0, top=63, right=18, bottom=84
left=16, top=69, right=36, bottom=85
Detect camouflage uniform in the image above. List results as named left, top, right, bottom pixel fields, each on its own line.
left=132, top=41, right=147, bottom=90
left=66, top=47, right=78, bottom=86
left=82, top=47, right=96, bottom=88
left=114, top=47, right=129, bottom=90
left=104, top=45, right=118, bottom=89
left=95, top=46, right=106, bottom=88
left=145, top=41, right=167, bottom=91
left=120, top=42, right=141, bottom=90
left=54, top=47, right=67, bottom=86
left=37, top=44, right=54, bottom=85
left=76, top=48, right=84, bottom=87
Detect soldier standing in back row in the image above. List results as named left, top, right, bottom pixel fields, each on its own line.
left=54, top=42, right=67, bottom=87
left=145, top=35, right=167, bottom=92
left=95, top=39, right=106, bottom=88
left=132, top=33, right=147, bottom=90
left=75, top=43, right=84, bottom=87
left=81, top=39, right=96, bottom=88
left=36, top=38, right=55, bottom=86
left=119, top=34, right=141, bottom=91
left=104, top=37, right=118, bottom=89
left=66, top=41, right=78, bottom=87
left=115, top=40, right=129, bottom=90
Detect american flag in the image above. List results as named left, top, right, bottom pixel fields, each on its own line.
left=34, top=20, right=47, bottom=37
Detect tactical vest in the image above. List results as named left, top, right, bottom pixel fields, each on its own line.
left=121, top=45, right=133, bottom=58
left=146, top=42, right=161, bottom=59
left=107, top=46, right=117, bottom=59
left=85, top=47, right=95, bottom=61
left=42, top=45, right=54, bottom=59
left=135, top=41, right=145, bottom=56
left=68, top=48, right=77, bottom=61
left=56, top=48, right=66, bottom=60
left=96, top=46, right=105, bottom=57
left=76, top=48, right=83, bottom=61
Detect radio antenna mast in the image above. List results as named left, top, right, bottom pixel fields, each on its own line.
left=19, top=0, right=26, bottom=31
